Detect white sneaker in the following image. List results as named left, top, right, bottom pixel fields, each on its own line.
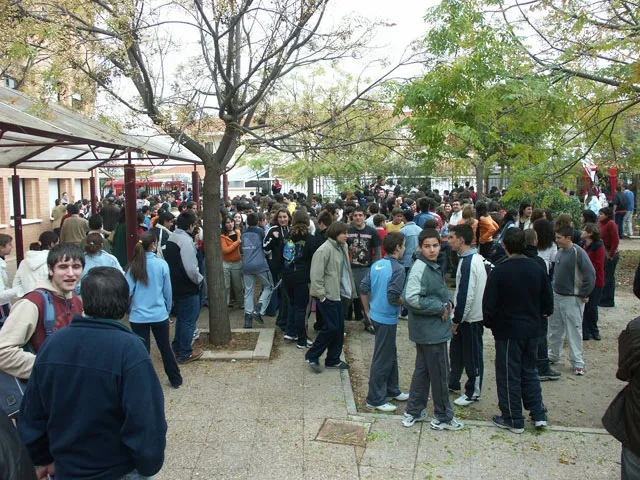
left=366, top=402, right=397, bottom=412
left=453, top=394, right=478, bottom=407
left=430, top=417, right=465, bottom=431
left=392, top=392, right=409, bottom=402
left=534, top=420, right=548, bottom=429
left=402, top=410, right=429, bottom=428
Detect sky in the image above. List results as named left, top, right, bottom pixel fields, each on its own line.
left=324, top=0, right=439, bottom=81
left=97, top=0, right=440, bottom=131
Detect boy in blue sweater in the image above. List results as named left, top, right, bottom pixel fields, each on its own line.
left=361, top=232, right=408, bottom=412
left=242, top=212, right=274, bottom=328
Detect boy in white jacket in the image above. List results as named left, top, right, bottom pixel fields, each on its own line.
left=448, top=224, right=487, bottom=406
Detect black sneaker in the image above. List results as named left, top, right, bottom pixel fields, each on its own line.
left=492, top=415, right=524, bottom=434
left=244, top=313, right=253, bottom=329
left=306, top=359, right=322, bottom=373
left=326, top=361, right=350, bottom=370
left=539, top=368, right=561, bottom=381
left=252, top=311, right=265, bottom=325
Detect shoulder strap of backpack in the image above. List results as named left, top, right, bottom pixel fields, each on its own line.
left=32, top=289, right=56, bottom=336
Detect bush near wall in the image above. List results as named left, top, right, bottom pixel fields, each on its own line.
left=501, top=187, right=584, bottom=227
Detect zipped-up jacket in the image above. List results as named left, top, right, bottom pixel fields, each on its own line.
left=403, top=254, right=452, bottom=345
left=452, top=248, right=486, bottom=324
left=310, top=238, right=356, bottom=302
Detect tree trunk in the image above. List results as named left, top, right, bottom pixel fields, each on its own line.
left=307, top=175, right=314, bottom=198
left=475, top=159, right=485, bottom=201
left=203, top=161, right=232, bottom=345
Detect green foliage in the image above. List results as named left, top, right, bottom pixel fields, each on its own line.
left=502, top=187, right=584, bottom=226
left=397, top=0, right=575, bottom=194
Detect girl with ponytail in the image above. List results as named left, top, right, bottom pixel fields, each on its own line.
left=126, top=230, right=182, bottom=388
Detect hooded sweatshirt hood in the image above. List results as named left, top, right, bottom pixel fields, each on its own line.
left=23, top=250, right=49, bottom=271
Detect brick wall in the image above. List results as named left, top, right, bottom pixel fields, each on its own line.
left=0, top=168, right=95, bottom=259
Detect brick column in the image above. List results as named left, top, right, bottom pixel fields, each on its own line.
left=23, top=179, right=39, bottom=219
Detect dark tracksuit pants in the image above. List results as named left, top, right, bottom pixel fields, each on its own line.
left=285, top=281, right=310, bottom=346
left=366, top=321, right=401, bottom=406
left=306, top=298, right=345, bottom=367
left=536, top=316, right=551, bottom=372
left=495, top=337, right=547, bottom=429
left=406, top=342, right=454, bottom=422
left=600, top=253, right=619, bottom=307
left=582, top=285, right=602, bottom=339
left=449, top=322, right=484, bottom=399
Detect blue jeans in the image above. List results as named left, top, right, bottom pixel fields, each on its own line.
left=171, top=295, right=201, bottom=360
left=243, top=271, right=274, bottom=316
left=614, top=212, right=626, bottom=239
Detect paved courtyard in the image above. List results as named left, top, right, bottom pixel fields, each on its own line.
left=150, top=305, right=622, bottom=480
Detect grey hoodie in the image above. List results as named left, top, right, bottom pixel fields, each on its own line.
left=553, top=245, right=596, bottom=298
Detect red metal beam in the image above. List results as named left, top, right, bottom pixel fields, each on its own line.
left=124, top=157, right=138, bottom=262
left=11, top=170, right=24, bottom=265
left=90, top=169, right=97, bottom=215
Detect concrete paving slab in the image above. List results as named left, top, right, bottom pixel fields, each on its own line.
left=166, top=419, right=212, bottom=444
left=359, top=418, right=421, bottom=470
left=414, top=426, right=473, bottom=478
left=304, top=440, right=360, bottom=480
left=193, top=440, right=252, bottom=479
left=163, top=441, right=206, bottom=470
left=358, top=466, right=414, bottom=479
left=154, top=467, right=193, bottom=480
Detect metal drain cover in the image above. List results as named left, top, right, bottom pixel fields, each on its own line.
left=315, top=418, right=370, bottom=446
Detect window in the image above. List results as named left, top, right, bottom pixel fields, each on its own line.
left=4, top=76, right=16, bottom=89
left=49, top=179, right=60, bottom=210
left=7, top=178, right=27, bottom=219
left=71, top=92, right=82, bottom=111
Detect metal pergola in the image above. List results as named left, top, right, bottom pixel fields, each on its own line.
left=0, top=85, right=203, bottom=263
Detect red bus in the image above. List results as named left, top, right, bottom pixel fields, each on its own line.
left=102, top=179, right=186, bottom=198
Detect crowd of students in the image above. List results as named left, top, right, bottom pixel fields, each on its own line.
left=0, top=178, right=638, bottom=478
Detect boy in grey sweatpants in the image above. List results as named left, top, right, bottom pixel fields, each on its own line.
left=548, top=226, right=596, bottom=375
left=401, top=228, right=464, bottom=430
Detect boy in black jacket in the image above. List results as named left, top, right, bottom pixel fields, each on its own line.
left=483, top=228, right=553, bottom=434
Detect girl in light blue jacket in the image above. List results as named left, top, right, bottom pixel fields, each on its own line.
left=126, top=230, right=182, bottom=388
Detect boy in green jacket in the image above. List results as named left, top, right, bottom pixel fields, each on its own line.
left=401, top=228, right=464, bottom=431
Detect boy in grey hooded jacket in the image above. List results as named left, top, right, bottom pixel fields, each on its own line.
left=401, top=228, right=464, bottom=431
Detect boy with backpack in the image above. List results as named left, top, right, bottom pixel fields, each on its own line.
left=361, top=232, right=408, bottom=412
left=242, top=212, right=275, bottom=328
left=0, top=244, right=84, bottom=416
